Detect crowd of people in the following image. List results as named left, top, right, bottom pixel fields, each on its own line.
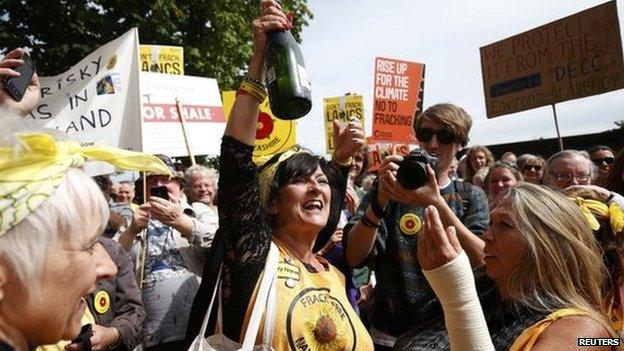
left=2, top=1, right=624, bottom=350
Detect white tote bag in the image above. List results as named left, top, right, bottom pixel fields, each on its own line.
left=188, top=242, right=279, bottom=351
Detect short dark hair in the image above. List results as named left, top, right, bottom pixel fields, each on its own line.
left=607, top=147, right=624, bottom=195
left=587, top=145, right=614, bottom=155
left=265, top=152, right=343, bottom=252
left=266, top=153, right=323, bottom=208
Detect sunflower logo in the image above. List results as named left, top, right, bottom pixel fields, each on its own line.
left=301, top=304, right=347, bottom=350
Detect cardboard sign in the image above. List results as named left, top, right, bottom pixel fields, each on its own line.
left=140, top=72, right=225, bottom=156
left=372, top=57, right=425, bottom=143
left=366, top=137, right=413, bottom=172
left=323, top=95, right=365, bottom=154
left=28, top=28, right=141, bottom=174
left=140, top=45, right=184, bottom=75
left=221, top=91, right=297, bottom=160
left=480, top=1, right=624, bottom=118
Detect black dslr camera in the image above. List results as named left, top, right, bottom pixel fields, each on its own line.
left=396, top=149, right=439, bottom=190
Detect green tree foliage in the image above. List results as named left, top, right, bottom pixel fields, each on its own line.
left=0, top=0, right=312, bottom=90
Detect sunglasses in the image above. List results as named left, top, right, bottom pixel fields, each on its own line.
left=591, top=157, right=614, bottom=165
left=416, top=128, right=456, bottom=144
left=523, top=164, right=542, bottom=172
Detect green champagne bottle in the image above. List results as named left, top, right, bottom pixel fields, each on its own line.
left=264, top=30, right=312, bottom=120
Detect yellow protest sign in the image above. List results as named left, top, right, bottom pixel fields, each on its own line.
left=323, top=95, right=364, bottom=154
left=222, top=91, right=297, bottom=160
left=140, top=45, right=184, bottom=75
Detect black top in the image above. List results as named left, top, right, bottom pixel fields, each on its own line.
left=0, top=340, right=13, bottom=351
left=394, top=276, right=549, bottom=351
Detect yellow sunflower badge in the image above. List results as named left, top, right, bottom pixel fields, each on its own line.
left=399, top=213, right=421, bottom=235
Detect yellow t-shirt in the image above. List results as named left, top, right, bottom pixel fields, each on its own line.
left=242, top=237, right=373, bottom=351
left=509, top=308, right=613, bottom=351
left=37, top=304, right=95, bottom=351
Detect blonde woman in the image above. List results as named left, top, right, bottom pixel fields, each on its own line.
left=396, top=183, right=616, bottom=350
left=464, top=145, right=495, bottom=184
left=485, top=161, right=523, bottom=210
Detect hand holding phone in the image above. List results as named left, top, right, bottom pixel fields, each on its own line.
left=0, top=48, right=40, bottom=115
left=150, top=186, right=170, bottom=201
left=3, top=52, right=36, bottom=102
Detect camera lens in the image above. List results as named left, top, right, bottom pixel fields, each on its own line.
left=396, top=159, right=427, bottom=190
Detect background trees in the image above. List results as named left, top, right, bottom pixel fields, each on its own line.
left=0, top=0, right=312, bottom=90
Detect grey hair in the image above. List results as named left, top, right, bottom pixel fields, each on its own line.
left=184, top=165, right=219, bottom=190
left=0, top=169, right=109, bottom=293
left=118, top=180, right=135, bottom=189
left=544, top=150, right=597, bottom=183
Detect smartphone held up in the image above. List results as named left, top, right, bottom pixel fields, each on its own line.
left=150, top=186, right=170, bottom=201
left=3, top=52, right=36, bottom=102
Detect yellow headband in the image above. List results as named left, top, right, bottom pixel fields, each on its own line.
left=256, top=147, right=308, bottom=208
left=572, top=197, right=624, bottom=235
left=0, top=133, right=171, bottom=237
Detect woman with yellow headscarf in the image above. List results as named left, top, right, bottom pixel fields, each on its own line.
left=0, top=54, right=172, bottom=348
left=187, top=1, right=373, bottom=350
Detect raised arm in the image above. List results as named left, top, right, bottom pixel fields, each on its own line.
left=418, top=206, right=494, bottom=351
left=216, top=0, right=292, bottom=340
left=224, top=0, right=290, bottom=144
left=315, top=118, right=365, bottom=252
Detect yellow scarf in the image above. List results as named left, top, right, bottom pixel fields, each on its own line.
left=0, top=133, right=171, bottom=237
left=572, top=197, right=624, bottom=235
left=256, top=147, right=308, bottom=208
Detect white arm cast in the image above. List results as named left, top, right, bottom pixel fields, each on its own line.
left=423, top=252, right=495, bottom=351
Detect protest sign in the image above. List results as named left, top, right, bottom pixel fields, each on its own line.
left=323, top=94, right=364, bottom=154
left=29, top=28, right=141, bottom=174
left=140, top=72, right=225, bottom=156
left=372, top=57, right=425, bottom=143
left=222, top=91, right=297, bottom=160
left=480, top=1, right=624, bottom=118
left=366, top=137, right=413, bottom=172
left=140, top=45, right=184, bottom=75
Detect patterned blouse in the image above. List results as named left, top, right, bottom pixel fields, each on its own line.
left=394, top=277, right=549, bottom=351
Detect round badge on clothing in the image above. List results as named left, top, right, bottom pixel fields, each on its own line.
left=399, top=213, right=421, bottom=235
left=278, top=258, right=301, bottom=289
left=94, top=290, right=110, bottom=314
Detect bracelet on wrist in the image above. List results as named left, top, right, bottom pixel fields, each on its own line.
left=237, top=79, right=267, bottom=104
left=369, top=178, right=386, bottom=219
left=244, top=74, right=266, bottom=88
left=360, top=213, right=379, bottom=228
left=370, top=194, right=386, bottom=219
left=332, top=155, right=353, bottom=168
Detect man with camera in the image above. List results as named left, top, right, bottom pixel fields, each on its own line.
left=343, top=103, right=489, bottom=350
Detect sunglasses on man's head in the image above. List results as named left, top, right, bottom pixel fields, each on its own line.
left=523, top=164, right=542, bottom=172
left=591, top=157, right=614, bottom=165
left=416, top=128, right=456, bottom=144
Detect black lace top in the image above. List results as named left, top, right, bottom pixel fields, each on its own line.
left=217, top=135, right=348, bottom=340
